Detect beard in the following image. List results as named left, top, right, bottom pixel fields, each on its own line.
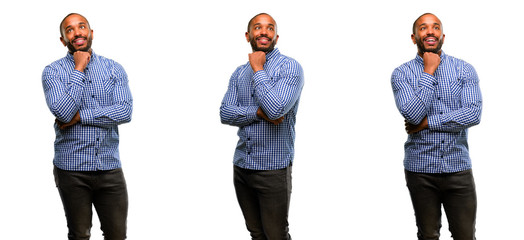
left=415, top=34, right=443, bottom=54
left=249, top=34, right=277, bottom=53
left=65, top=34, right=93, bottom=53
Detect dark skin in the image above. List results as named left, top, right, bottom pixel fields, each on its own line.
left=246, top=14, right=284, bottom=125
left=55, top=14, right=93, bottom=130
left=405, top=117, right=428, bottom=134
left=404, top=14, right=444, bottom=134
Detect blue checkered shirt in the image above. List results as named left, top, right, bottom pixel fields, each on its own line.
left=42, top=51, right=133, bottom=171
left=391, top=51, right=482, bottom=173
left=220, top=48, right=304, bottom=170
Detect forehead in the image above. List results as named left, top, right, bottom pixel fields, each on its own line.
left=416, top=14, right=442, bottom=28
left=250, top=14, right=276, bottom=28
left=62, top=14, right=89, bottom=30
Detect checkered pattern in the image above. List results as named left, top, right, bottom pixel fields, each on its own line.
left=220, top=48, right=304, bottom=170
left=392, top=51, right=482, bottom=173
left=42, top=51, right=133, bottom=171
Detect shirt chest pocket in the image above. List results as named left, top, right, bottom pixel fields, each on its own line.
left=83, top=77, right=115, bottom=107
left=448, top=75, right=463, bottom=100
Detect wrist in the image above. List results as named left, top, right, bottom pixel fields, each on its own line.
left=424, top=68, right=436, bottom=75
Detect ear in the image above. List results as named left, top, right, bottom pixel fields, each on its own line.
left=275, top=34, right=279, bottom=44
left=245, top=32, right=250, bottom=42
left=60, top=36, right=67, bottom=46
left=411, top=34, right=416, bottom=44
left=90, top=29, right=94, bottom=40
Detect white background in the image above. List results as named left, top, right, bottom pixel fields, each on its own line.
left=1, top=0, right=522, bottom=239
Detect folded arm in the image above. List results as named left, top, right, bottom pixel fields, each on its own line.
left=80, top=63, right=133, bottom=128
left=252, top=60, right=304, bottom=120
left=427, top=63, right=482, bottom=132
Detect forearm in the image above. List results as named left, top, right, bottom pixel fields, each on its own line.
left=220, top=105, right=259, bottom=127
left=252, top=65, right=304, bottom=120
left=428, top=64, right=482, bottom=132
left=428, top=102, right=482, bottom=132
left=80, top=101, right=133, bottom=128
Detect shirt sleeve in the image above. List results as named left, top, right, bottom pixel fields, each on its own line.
left=220, top=67, right=260, bottom=127
left=80, top=62, right=133, bottom=128
left=42, top=66, right=86, bottom=123
left=427, top=63, right=482, bottom=132
left=252, top=59, right=304, bottom=120
left=391, top=68, right=437, bottom=124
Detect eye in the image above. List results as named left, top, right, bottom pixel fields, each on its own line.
left=435, top=26, right=440, bottom=30
left=268, top=27, right=274, bottom=31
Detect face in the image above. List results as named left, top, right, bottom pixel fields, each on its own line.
left=411, top=14, right=445, bottom=55
left=245, top=14, right=279, bottom=53
left=60, top=14, right=93, bottom=53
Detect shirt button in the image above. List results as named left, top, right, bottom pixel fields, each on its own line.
left=92, top=95, right=95, bottom=98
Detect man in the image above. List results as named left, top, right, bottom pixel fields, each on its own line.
left=42, top=13, right=132, bottom=240
left=391, top=13, right=482, bottom=240
left=220, top=13, right=304, bottom=240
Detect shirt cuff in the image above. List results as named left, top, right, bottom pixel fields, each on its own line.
left=79, top=108, right=95, bottom=125
left=419, top=72, right=437, bottom=90
left=71, top=70, right=87, bottom=86
left=252, top=70, right=268, bottom=86
left=427, top=114, right=442, bottom=131
left=245, top=106, right=260, bottom=122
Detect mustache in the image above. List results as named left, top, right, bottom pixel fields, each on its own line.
left=73, top=36, right=87, bottom=41
left=256, top=34, right=272, bottom=40
left=423, top=34, right=439, bottom=41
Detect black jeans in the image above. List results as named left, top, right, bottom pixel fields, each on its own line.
left=405, top=169, right=477, bottom=240
left=54, top=166, right=128, bottom=240
left=234, top=165, right=292, bottom=240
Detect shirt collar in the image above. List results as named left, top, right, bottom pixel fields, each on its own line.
left=415, top=50, right=446, bottom=64
left=265, top=48, right=280, bottom=61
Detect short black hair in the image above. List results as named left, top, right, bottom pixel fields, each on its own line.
left=60, top=13, right=91, bottom=38
left=247, top=13, right=276, bottom=33
left=412, top=13, right=439, bottom=34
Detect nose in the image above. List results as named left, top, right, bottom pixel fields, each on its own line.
left=74, top=29, right=81, bottom=36
left=426, top=27, right=435, bottom=35
left=260, top=27, right=268, bottom=35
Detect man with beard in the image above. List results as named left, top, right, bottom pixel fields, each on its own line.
left=220, top=13, right=304, bottom=240
left=391, top=13, right=482, bottom=240
left=42, top=13, right=132, bottom=240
